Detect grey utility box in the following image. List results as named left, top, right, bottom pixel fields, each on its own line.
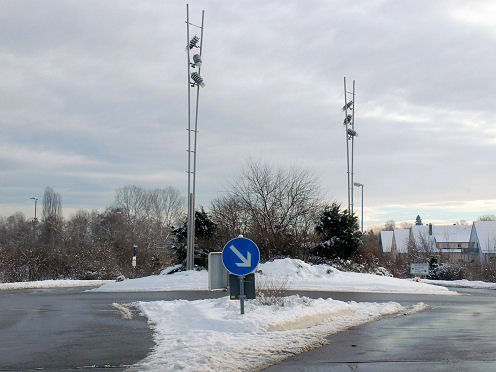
left=208, top=252, right=228, bottom=290
left=228, top=273, right=256, bottom=300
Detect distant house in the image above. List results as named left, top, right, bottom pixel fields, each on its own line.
left=468, top=221, right=496, bottom=264
left=410, top=225, right=436, bottom=253
left=379, top=231, right=393, bottom=255
left=392, top=228, right=410, bottom=257
left=382, top=224, right=472, bottom=263
left=431, top=225, right=471, bottom=263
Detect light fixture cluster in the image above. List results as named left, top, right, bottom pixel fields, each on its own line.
left=342, top=100, right=353, bottom=111
left=188, top=35, right=205, bottom=88
left=343, top=103, right=357, bottom=138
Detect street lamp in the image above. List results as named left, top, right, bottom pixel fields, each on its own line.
left=185, top=5, right=205, bottom=270
left=353, top=182, right=364, bottom=232
left=30, top=196, right=38, bottom=221
left=30, top=196, right=38, bottom=241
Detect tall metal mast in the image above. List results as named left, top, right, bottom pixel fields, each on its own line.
left=185, top=5, right=205, bottom=270
left=351, top=80, right=356, bottom=214
left=342, top=77, right=357, bottom=215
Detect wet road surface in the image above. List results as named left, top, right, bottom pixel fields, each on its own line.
left=2, top=287, right=495, bottom=371
left=263, top=288, right=496, bottom=371
left=0, top=287, right=225, bottom=371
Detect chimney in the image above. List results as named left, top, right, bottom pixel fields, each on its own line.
left=429, top=223, right=432, bottom=235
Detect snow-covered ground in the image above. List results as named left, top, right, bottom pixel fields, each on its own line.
left=421, top=278, right=496, bottom=289
left=92, top=258, right=454, bottom=295
left=5, top=259, right=494, bottom=371
left=0, top=279, right=113, bottom=291
left=100, top=260, right=458, bottom=370
left=128, top=296, right=426, bottom=371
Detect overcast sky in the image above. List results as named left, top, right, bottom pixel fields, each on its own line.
left=1, top=0, right=495, bottom=228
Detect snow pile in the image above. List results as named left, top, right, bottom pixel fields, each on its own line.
left=160, top=264, right=182, bottom=275
left=259, top=258, right=455, bottom=294
left=0, top=279, right=113, bottom=291
left=90, top=269, right=206, bottom=292
left=132, top=296, right=416, bottom=371
left=92, top=258, right=455, bottom=294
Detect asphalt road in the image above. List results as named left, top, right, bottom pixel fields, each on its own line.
left=0, top=287, right=225, bottom=371
left=263, top=288, right=496, bottom=372
left=2, top=287, right=495, bottom=371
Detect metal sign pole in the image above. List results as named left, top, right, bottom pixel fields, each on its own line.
left=239, top=275, right=245, bottom=315
left=222, top=237, right=260, bottom=314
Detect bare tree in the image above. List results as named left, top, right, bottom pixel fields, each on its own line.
left=149, top=187, right=185, bottom=228
left=384, top=220, right=396, bottom=231
left=399, top=221, right=413, bottom=229
left=114, top=185, right=184, bottom=229
left=408, top=230, right=437, bottom=264
left=42, top=186, right=62, bottom=223
left=114, top=185, right=185, bottom=270
left=227, top=160, right=321, bottom=260
left=114, top=185, right=147, bottom=229
left=210, top=194, right=250, bottom=241
left=41, top=186, right=63, bottom=278
left=478, top=214, right=496, bottom=221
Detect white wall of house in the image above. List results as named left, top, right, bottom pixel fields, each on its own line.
left=470, top=221, right=496, bottom=264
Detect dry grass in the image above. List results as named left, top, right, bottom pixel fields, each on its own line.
left=255, top=275, right=290, bottom=306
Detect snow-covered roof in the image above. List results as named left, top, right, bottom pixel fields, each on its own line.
left=411, top=225, right=437, bottom=252
left=432, top=225, right=471, bottom=243
left=380, top=231, right=393, bottom=253
left=393, top=228, right=410, bottom=253
left=472, top=221, right=496, bottom=253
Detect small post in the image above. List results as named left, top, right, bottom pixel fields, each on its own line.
left=132, top=244, right=137, bottom=277
left=239, top=275, right=245, bottom=315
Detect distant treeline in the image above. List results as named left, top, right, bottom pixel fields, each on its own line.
left=0, top=161, right=368, bottom=282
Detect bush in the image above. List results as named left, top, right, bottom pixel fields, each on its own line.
left=429, top=264, right=465, bottom=281
left=255, top=273, right=290, bottom=306
left=479, top=261, right=496, bottom=282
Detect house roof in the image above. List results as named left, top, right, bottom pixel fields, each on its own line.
left=411, top=225, right=436, bottom=251
left=472, top=221, right=496, bottom=253
left=432, top=225, right=471, bottom=243
left=380, top=231, right=393, bottom=253
left=393, top=228, right=410, bottom=253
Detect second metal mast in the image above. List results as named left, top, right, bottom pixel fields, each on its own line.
left=186, top=5, right=205, bottom=270
left=342, top=77, right=357, bottom=215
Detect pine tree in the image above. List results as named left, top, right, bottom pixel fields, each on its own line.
left=311, top=203, right=362, bottom=260
left=415, top=215, right=423, bottom=226
left=427, top=256, right=439, bottom=280
left=170, top=208, right=217, bottom=269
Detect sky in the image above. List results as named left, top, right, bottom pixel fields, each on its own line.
left=1, top=0, right=495, bottom=228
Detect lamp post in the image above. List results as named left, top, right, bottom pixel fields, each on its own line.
left=30, top=196, right=38, bottom=242
left=353, top=182, right=363, bottom=232
left=30, top=196, right=38, bottom=221
left=185, top=4, right=206, bottom=270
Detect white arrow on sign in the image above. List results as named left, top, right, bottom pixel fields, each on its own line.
left=230, top=245, right=252, bottom=267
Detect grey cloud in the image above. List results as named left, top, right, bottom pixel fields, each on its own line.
left=1, top=0, right=495, bottom=224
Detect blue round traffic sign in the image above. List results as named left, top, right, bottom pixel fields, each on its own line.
left=222, top=237, right=260, bottom=276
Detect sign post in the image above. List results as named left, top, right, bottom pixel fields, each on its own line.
left=239, top=275, right=245, bottom=314
left=132, top=244, right=137, bottom=268
left=222, top=237, right=260, bottom=315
